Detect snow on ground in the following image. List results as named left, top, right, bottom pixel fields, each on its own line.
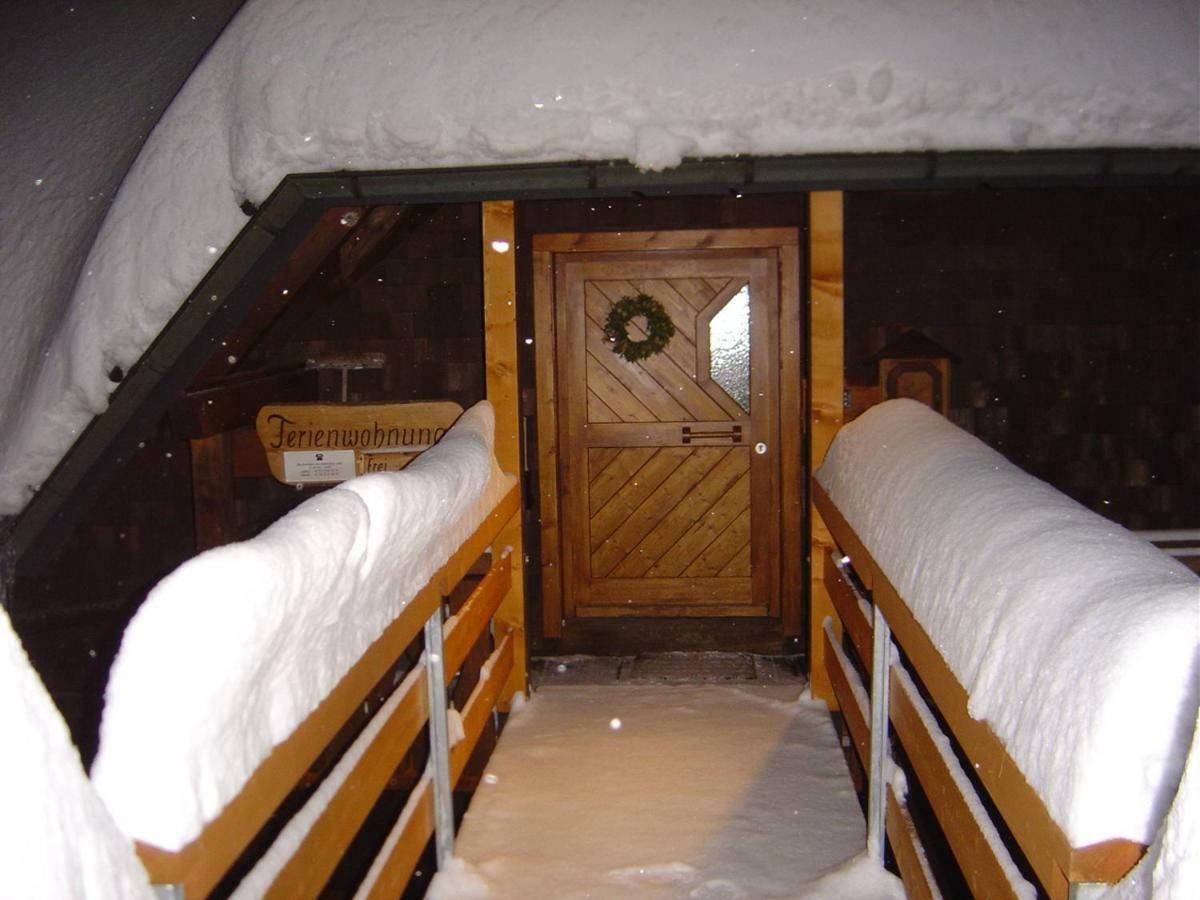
left=815, top=399, right=1200, bottom=850
left=429, top=683, right=903, bottom=899
left=0, top=603, right=153, bottom=900
left=91, top=402, right=514, bottom=851
left=2, top=0, right=1197, bottom=514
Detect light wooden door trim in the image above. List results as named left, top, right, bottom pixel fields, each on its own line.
left=533, top=228, right=802, bottom=637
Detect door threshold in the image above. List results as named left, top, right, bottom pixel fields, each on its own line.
left=531, top=652, right=806, bottom=687
left=542, top=616, right=792, bottom=656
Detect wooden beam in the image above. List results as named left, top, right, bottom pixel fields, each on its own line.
left=813, top=481, right=875, bottom=590
left=532, top=249, right=564, bottom=638
left=230, top=427, right=271, bottom=478
left=482, top=200, right=527, bottom=707
left=171, top=368, right=317, bottom=439
left=337, top=206, right=410, bottom=281
left=779, top=235, right=805, bottom=636
left=532, top=228, right=803, bottom=252
left=189, top=433, right=235, bottom=551
left=192, top=206, right=363, bottom=384
left=874, top=569, right=1142, bottom=896
left=808, top=191, right=845, bottom=704
left=450, top=631, right=515, bottom=782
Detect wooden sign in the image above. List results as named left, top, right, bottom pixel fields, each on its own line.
left=255, top=401, right=464, bottom=484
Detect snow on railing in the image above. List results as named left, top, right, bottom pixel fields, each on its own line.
left=91, top=401, right=520, bottom=897
left=813, top=399, right=1199, bottom=900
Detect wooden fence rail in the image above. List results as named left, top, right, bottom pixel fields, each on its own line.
left=814, top=481, right=1144, bottom=900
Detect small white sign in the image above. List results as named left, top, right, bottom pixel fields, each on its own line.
left=282, top=449, right=356, bottom=483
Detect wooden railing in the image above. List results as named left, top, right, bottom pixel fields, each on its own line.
left=1136, top=528, right=1200, bottom=574
left=814, top=481, right=1144, bottom=900
left=137, top=482, right=521, bottom=898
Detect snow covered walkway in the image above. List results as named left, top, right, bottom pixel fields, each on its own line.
left=432, top=683, right=898, bottom=899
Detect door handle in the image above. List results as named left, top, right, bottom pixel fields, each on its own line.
left=681, top=425, right=743, bottom=445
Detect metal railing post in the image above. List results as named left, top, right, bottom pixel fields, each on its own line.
left=866, top=603, right=892, bottom=862
left=424, top=606, right=455, bottom=868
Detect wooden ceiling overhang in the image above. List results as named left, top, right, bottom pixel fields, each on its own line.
left=10, top=148, right=1200, bottom=575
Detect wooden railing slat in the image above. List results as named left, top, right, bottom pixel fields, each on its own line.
left=873, top=574, right=1073, bottom=897
left=355, top=775, right=434, bottom=900
left=264, top=667, right=429, bottom=898
left=451, top=632, right=515, bottom=783
left=824, top=548, right=872, bottom=674
left=812, top=482, right=874, bottom=590
left=890, top=664, right=1034, bottom=900
left=432, top=484, right=519, bottom=597
left=443, top=549, right=512, bottom=682
left=886, top=784, right=943, bottom=900
left=355, top=631, right=515, bottom=899
left=823, top=621, right=870, bottom=766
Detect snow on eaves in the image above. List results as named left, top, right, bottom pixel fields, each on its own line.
left=1, top=0, right=1197, bottom=513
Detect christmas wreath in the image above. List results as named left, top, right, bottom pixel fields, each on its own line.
left=604, top=293, right=675, bottom=363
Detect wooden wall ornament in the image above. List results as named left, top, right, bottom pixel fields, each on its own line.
left=254, top=401, right=464, bottom=484
left=871, top=329, right=957, bottom=416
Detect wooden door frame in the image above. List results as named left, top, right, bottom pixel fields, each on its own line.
left=532, top=228, right=803, bottom=638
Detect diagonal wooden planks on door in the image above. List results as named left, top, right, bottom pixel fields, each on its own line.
left=533, top=228, right=802, bottom=630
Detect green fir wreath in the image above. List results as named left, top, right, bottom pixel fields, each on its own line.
left=604, top=293, right=676, bottom=363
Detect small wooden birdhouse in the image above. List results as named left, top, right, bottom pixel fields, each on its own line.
left=869, top=329, right=958, bottom=415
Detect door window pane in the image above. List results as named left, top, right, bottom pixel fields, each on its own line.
left=708, top=284, right=751, bottom=411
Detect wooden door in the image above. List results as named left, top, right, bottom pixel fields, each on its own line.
left=537, top=232, right=796, bottom=621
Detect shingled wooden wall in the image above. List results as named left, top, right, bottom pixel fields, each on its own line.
left=845, top=187, right=1199, bottom=530
left=11, top=188, right=1196, bottom=761
left=11, top=202, right=489, bottom=763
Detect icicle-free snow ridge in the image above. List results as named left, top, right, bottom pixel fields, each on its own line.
left=816, top=399, right=1199, bottom=849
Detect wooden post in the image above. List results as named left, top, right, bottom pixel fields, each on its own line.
left=808, top=192, right=845, bottom=705
left=190, top=433, right=236, bottom=551
left=481, top=201, right=527, bottom=707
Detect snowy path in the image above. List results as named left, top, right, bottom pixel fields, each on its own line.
left=435, top=684, right=871, bottom=899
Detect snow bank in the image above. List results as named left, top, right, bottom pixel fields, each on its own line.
left=2, top=0, right=1197, bottom=514
left=816, top=399, right=1200, bottom=848
left=796, top=851, right=906, bottom=900
left=0, top=604, right=153, bottom=899
left=92, top=401, right=514, bottom=851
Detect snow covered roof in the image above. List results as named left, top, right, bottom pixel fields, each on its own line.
left=2, top=0, right=1198, bottom=525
